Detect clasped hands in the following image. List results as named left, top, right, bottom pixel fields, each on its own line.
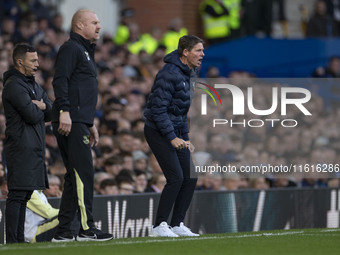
left=171, top=137, right=195, bottom=152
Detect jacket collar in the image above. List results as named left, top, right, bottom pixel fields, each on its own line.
left=3, top=68, right=35, bottom=85
left=70, top=31, right=96, bottom=54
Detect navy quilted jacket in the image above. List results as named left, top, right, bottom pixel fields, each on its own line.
left=144, top=50, right=194, bottom=142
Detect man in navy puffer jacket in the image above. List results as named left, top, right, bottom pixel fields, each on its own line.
left=144, top=35, right=204, bottom=237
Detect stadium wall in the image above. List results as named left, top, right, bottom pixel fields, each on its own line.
left=124, top=0, right=203, bottom=38
left=200, top=37, right=340, bottom=78
left=0, top=188, right=338, bottom=243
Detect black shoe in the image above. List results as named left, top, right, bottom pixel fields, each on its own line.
left=77, top=228, right=114, bottom=242
left=52, top=232, right=75, bottom=243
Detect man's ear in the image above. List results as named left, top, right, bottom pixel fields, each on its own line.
left=17, top=58, right=23, bottom=67
left=76, top=21, right=84, bottom=30
left=183, top=49, right=189, bottom=57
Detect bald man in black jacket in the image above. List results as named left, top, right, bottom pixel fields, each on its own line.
left=51, top=9, right=113, bottom=242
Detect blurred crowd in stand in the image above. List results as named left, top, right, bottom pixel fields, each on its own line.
left=0, top=0, right=340, bottom=200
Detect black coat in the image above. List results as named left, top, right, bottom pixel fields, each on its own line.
left=52, top=31, right=98, bottom=126
left=2, top=69, right=52, bottom=190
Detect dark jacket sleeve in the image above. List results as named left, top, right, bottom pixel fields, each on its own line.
left=42, top=90, right=52, bottom=122
left=7, top=81, right=44, bottom=125
left=149, top=73, right=177, bottom=141
left=182, top=115, right=189, bottom=141
left=52, top=42, right=79, bottom=112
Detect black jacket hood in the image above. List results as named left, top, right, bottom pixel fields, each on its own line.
left=3, top=68, right=35, bottom=85
left=164, top=50, right=191, bottom=76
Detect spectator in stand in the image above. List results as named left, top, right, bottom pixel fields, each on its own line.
left=99, top=178, right=119, bottom=195
left=11, top=13, right=38, bottom=45
left=145, top=173, right=167, bottom=193
left=48, top=158, right=66, bottom=179
left=242, top=0, right=273, bottom=37
left=44, top=174, right=62, bottom=197
left=273, top=0, right=288, bottom=37
left=127, top=23, right=159, bottom=55
left=131, top=118, right=146, bottom=133
left=206, top=66, right=221, bottom=78
left=118, top=130, right=134, bottom=153
left=0, top=17, right=16, bottom=42
left=269, top=173, right=297, bottom=188
left=161, top=18, right=188, bottom=54
left=51, top=12, right=69, bottom=46
left=0, top=0, right=21, bottom=23
left=134, top=169, right=148, bottom=193
left=227, top=0, right=242, bottom=39
left=103, top=155, right=124, bottom=178
left=248, top=175, right=269, bottom=190
left=222, top=172, right=241, bottom=190
left=133, top=150, right=148, bottom=172
left=113, top=8, right=135, bottom=46
left=98, top=135, right=115, bottom=159
left=313, top=56, right=340, bottom=78
left=121, top=152, right=134, bottom=171
left=130, top=133, right=144, bottom=152
left=328, top=177, right=340, bottom=188
left=94, top=172, right=110, bottom=195
left=19, top=0, right=51, bottom=21
left=207, top=134, right=237, bottom=165
left=116, top=169, right=135, bottom=182
left=306, top=0, right=340, bottom=37
left=199, top=171, right=224, bottom=190
left=199, top=0, right=230, bottom=45
left=325, top=0, right=340, bottom=29
left=51, top=12, right=64, bottom=33
left=117, top=175, right=135, bottom=195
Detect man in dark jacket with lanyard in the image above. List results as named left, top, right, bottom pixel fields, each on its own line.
left=2, top=43, right=52, bottom=243
left=51, top=9, right=113, bottom=242
left=144, top=35, right=204, bottom=237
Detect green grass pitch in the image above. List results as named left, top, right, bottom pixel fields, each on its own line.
left=1, top=229, right=340, bottom=255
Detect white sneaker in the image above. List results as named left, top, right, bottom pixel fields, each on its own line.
left=149, top=222, right=179, bottom=237
left=171, top=222, right=199, bottom=237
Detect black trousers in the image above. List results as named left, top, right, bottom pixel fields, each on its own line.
left=6, top=190, right=33, bottom=243
left=144, top=125, right=197, bottom=227
left=52, top=122, right=94, bottom=234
